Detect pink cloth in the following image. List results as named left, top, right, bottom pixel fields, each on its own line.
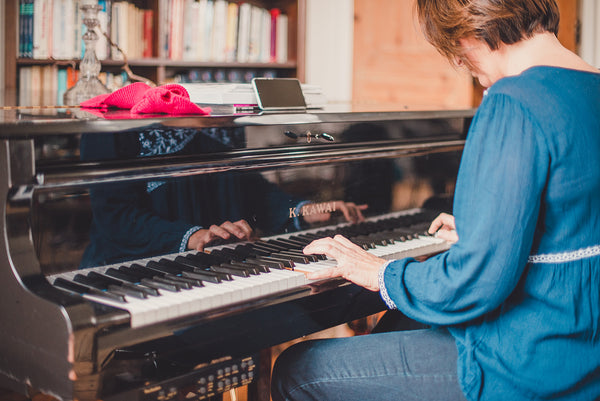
left=80, top=83, right=210, bottom=116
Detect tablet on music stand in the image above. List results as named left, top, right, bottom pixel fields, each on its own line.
left=251, top=78, right=307, bottom=111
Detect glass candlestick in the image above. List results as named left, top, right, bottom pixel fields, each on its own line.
left=64, top=4, right=110, bottom=105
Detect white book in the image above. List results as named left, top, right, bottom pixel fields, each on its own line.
left=276, top=13, right=287, bottom=63
left=169, top=0, right=184, bottom=60
left=210, top=0, right=227, bottom=62
left=193, top=0, right=207, bottom=60
left=41, top=64, right=57, bottom=107
left=110, top=2, right=123, bottom=59
left=72, top=0, right=82, bottom=59
left=52, top=0, right=75, bottom=59
left=182, top=0, right=197, bottom=60
left=236, top=2, right=251, bottom=63
left=30, top=65, right=42, bottom=107
left=96, top=0, right=109, bottom=60
left=33, top=0, right=52, bottom=59
left=224, top=2, right=238, bottom=62
left=247, top=5, right=262, bottom=62
left=201, top=0, right=213, bottom=61
left=19, top=67, right=32, bottom=107
left=157, top=0, right=168, bottom=58
left=259, top=8, right=270, bottom=63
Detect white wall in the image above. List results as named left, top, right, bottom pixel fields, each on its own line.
left=304, top=0, right=354, bottom=103
left=579, top=0, right=600, bottom=68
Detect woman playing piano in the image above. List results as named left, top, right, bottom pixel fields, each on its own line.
left=271, top=0, right=600, bottom=400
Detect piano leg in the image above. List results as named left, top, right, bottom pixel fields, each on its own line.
left=247, top=348, right=272, bottom=401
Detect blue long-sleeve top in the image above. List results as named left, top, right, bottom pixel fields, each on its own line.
left=379, top=67, right=600, bottom=400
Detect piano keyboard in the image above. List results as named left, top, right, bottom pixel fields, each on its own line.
left=50, top=210, right=450, bottom=328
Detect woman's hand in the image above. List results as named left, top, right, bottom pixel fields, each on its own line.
left=302, top=201, right=368, bottom=224
left=188, top=219, right=254, bottom=251
left=428, top=213, right=459, bottom=243
left=303, top=235, right=386, bottom=291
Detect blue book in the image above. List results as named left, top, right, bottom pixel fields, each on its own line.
left=56, top=68, right=68, bottom=106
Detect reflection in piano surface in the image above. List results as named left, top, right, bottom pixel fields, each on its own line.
left=0, top=109, right=472, bottom=400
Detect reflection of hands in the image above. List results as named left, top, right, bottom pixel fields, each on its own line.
left=187, top=219, right=254, bottom=251
left=302, top=235, right=385, bottom=291
left=302, top=201, right=368, bottom=224
left=428, top=213, right=459, bottom=243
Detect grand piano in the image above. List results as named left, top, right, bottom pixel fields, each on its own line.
left=0, top=105, right=473, bottom=401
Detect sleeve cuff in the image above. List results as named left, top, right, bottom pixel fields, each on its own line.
left=180, top=225, right=203, bottom=253
left=378, top=260, right=398, bottom=309
left=293, top=200, right=312, bottom=230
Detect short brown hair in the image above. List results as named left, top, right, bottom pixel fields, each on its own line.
left=416, top=0, right=560, bottom=70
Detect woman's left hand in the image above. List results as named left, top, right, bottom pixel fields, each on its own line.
left=303, top=235, right=386, bottom=291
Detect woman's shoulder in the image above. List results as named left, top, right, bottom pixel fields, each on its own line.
left=488, top=66, right=600, bottom=99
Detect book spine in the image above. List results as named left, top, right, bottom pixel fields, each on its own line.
left=269, top=8, right=279, bottom=63
left=143, top=9, right=154, bottom=58
left=225, top=2, right=238, bottom=62
left=26, top=0, right=34, bottom=58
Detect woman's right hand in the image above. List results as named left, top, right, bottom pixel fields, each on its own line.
left=187, top=219, right=254, bottom=251
left=428, top=213, right=459, bottom=243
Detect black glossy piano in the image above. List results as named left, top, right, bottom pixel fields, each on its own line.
left=0, top=106, right=473, bottom=401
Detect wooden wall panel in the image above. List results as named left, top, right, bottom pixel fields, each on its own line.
left=352, top=0, right=579, bottom=110
left=352, top=0, right=472, bottom=111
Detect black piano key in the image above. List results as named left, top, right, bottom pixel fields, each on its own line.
left=277, top=250, right=318, bottom=262
left=175, top=255, right=210, bottom=269
left=212, top=248, right=245, bottom=262
left=272, top=252, right=310, bottom=264
left=252, top=255, right=295, bottom=268
left=271, top=237, right=307, bottom=249
left=73, top=273, right=109, bottom=290
left=187, top=251, right=226, bottom=266
left=181, top=270, right=222, bottom=284
left=74, top=274, right=148, bottom=300
left=106, top=267, right=141, bottom=283
left=175, top=256, right=233, bottom=281
left=211, top=265, right=250, bottom=278
left=53, top=277, right=126, bottom=303
left=230, top=260, right=270, bottom=273
left=164, top=273, right=203, bottom=287
left=146, top=260, right=182, bottom=275
left=158, top=258, right=194, bottom=272
left=128, top=264, right=161, bottom=278
left=245, top=257, right=285, bottom=270
left=91, top=271, right=159, bottom=297
left=221, top=262, right=260, bottom=275
left=154, top=275, right=192, bottom=290
left=107, top=284, right=148, bottom=300
left=253, top=241, right=286, bottom=252
left=142, top=277, right=181, bottom=292
left=236, top=244, right=271, bottom=257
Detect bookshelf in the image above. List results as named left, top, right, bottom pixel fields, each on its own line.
left=3, top=0, right=306, bottom=106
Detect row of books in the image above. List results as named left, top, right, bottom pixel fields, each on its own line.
left=19, top=0, right=86, bottom=59
left=19, top=0, right=289, bottom=64
left=18, top=65, right=129, bottom=107
left=166, top=0, right=288, bottom=63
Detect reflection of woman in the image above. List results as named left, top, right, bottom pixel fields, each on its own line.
left=80, top=127, right=366, bottom=269
left=271, top=1, right=600, bottom=400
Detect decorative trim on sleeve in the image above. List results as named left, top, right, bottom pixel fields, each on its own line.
left=378, top=260, right=397, bottom=310
left=528, top=244, right=600, bottom=264
left=180, top=225, right=202, bottom=253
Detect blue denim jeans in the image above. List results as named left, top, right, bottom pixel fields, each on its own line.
left=271, top=328, right=467, bottom=401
